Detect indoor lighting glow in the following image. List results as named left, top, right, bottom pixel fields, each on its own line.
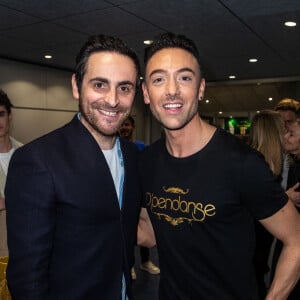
left=268, top=97, right=273, bottom=101
left=143, top=40, right=153, bottom=45
left=219, top=111, right=223, bottom=114
left=249, top=58, right=258, bottom=63
left=44, top=55, right=52, bottom=59
left=284, top=21, right=297, bottom=27
left=205, top=99, right=210, bottom=103
left=229, top=75, right=236, bottom=79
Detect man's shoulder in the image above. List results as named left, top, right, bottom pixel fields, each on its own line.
left=140, top=139, right=163, bottom=155
left=134, top=140, right=146, bottom=151
left=14, top=117, right=78, bottom=155
left=213, top=128, right=253, bottom=155
left=119, top=137, right=140, bottom=154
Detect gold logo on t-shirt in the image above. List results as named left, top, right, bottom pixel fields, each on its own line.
left=163, top=186, right=189, bottom=194
left=146, top=186, right=216, bottom=226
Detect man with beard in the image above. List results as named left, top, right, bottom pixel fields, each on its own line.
left=138, top=32, right=300, bottom=299
left=5, top=35, right=141, bottom=300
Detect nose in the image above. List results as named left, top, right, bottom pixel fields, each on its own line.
left=283, top=131, right=289, bottom=140
left=165, top=77, right=178, bottom=98
left=105, top=88, right=119, bottom=107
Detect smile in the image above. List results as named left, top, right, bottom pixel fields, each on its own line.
left=163, top=103, right=182, bottom=109
left=99, top=109, right=118, bottom=116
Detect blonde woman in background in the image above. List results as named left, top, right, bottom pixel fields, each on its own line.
left=249, top=110, right=300, bottom=299
left=249, top=110, right=286, bottom=176
left=270, top=118, right=300, bottom=299
left=249, top=110, right=286, bottom=299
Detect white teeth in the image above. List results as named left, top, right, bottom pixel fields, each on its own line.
left=164, top=103, right=182, bottom=108
left=100, top=110, right=117, bottom=116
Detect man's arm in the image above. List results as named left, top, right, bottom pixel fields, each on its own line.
left=138, top=208, right=156, bottom=248
left=259, top=200, right=300, bottom=299
left=5, top=146, right=56, bottom=299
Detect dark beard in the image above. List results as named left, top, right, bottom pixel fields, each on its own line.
left=78, top=102, right=130, bottom=137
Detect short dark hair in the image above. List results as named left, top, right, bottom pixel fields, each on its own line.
left=75, top=34, right=141, bottom=92
left=144, top=32, right=202, bottom=77
left=0, top=89, right=13, bottom=114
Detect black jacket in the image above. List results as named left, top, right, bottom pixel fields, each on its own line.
left=5, top=116, right=141, bottom=300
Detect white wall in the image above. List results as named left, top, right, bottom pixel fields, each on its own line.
left=0, top=58, right=149, bottom=144
left=0, top=58, right=77, bottom=143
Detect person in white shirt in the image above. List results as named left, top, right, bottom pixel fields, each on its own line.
left=0, top=89, right=22, bottom=256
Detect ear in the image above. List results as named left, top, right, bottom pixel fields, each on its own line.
left=142, top=81, right=150, bottom=104
left=71, top=74, right=79, bottom=100
left=197, top=78, right=206, bottom=102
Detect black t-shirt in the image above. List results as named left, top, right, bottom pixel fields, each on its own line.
left=139, top=128, right=287, bottom=300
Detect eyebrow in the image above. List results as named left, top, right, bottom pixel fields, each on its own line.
left=149, top=67, right=196, bottom=78
left=89, top=77, right=135, bottom=87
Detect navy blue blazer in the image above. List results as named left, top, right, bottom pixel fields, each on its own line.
left=5, top=115, right=141, bottom=300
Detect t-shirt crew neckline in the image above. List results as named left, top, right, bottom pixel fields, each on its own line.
left=162, top=127, right=219, bottom=161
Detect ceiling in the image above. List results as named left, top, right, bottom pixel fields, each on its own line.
left=0, top=0, right=300, bottom=116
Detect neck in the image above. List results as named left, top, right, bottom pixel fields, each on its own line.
left=0, top=135, right=12, bottom=153
left=95, top=135, right=117, bottom=150
left=80, top=117, right=117, bottom=150
left=164, top=115, right=216, bottom=158
left=91, top=129, right=117, bottom=150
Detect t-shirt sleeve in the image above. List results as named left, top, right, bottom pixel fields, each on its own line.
left=239, top=150, right=288, bottom=220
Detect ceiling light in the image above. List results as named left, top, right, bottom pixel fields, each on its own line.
left=268, top=97, right=273, bottom=101
left=249, top=58, right=258, bottom=63
left=139, top=76, right=143, bottom=80
left=219, top=111, right=223, bottom=114
left=143, top=40, right=153, bottom=45
left=229, top=75, right=236, bottom=79
left=205, top=99, right=210, bottom=103
left=256, top=111, right=260, bottom=113
left=284, top=21, right=296, bottom=27
left=44, top=55, right=52, bottom=59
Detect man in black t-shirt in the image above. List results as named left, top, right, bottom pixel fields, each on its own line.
left=138, top=32, right=300, bottom=299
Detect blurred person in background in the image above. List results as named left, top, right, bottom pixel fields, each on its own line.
left=270, top=118, right=300, bottom=299
left=275, top=98, right=300, bottom=129
left=248, top=110, right=299, bottom=298
left=284, top=118, right=300, bottom=208
left=0, top=89, right=22, bottom=257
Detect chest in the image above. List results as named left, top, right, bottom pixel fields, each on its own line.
left=142, top=156, right=244, bottom=229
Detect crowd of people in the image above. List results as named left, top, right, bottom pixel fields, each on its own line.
left=0, top=32, right=299, bottom=300
left=249, top=107, right=300, bottom=299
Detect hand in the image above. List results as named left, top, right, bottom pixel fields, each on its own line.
left=286, top=183, right=300, bottom=207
